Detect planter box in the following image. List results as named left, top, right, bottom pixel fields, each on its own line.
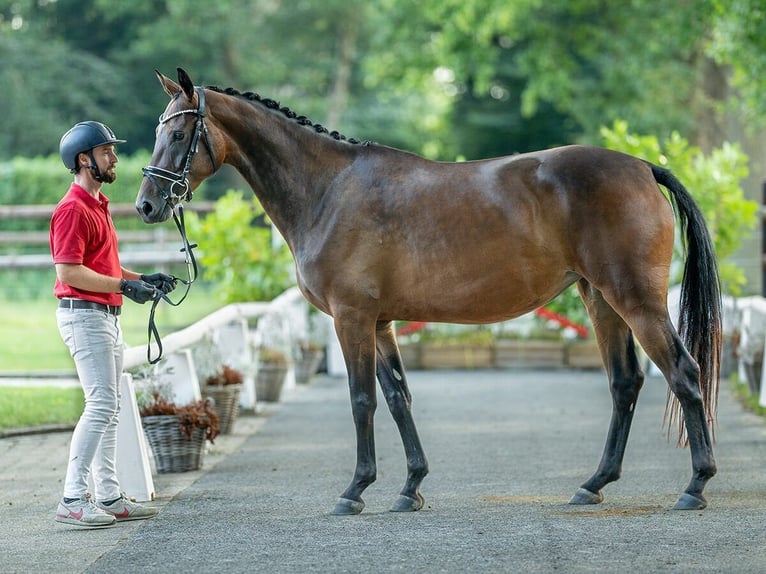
left=294, top=349, right=325, bottom=384
left=566, top=341, right=604, bottom=370
left=397, top=343, right=422, bottom=370
left=200, top=384, right=242, bottom=434
left=494, top=340, right=566, bottom=369
left=419, top=344, right=494, bottom=370
left=256, top=362, right=288, bottom=402
left=141, top=415, right=206, bottom=473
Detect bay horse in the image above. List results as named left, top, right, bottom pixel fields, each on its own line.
left=137, top=68, right=721, bottom=513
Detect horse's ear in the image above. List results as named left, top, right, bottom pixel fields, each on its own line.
left=176, top=68, right=195, bottom=102
left=155, top=70, right=181, bottom=98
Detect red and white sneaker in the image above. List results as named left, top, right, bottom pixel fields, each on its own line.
left=96, top=493, right=158, bottom=521
left=55, top=494, right=116, bottom=527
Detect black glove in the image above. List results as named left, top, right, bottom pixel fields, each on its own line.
left=120, top=279, right=157, bottom=304
left=140, top=272, right=177, bottom=294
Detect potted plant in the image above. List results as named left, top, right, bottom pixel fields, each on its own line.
left=139, top=392, right=220, bottom=474
left=293, top=340, right=324, bottom=384
left=201, top=364, right=244, bottom=434
left=256, top=347, right=289, bottom=402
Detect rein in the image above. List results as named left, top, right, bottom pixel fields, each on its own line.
left=145, top=204, right=198, bottom=364
left=141, top=86, right=215, bottom=364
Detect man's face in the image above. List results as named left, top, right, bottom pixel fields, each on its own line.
left=91, top=144, right=119, bottom=184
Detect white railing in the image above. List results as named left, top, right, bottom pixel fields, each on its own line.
left=124, top=286, right=311, bottom=405
left=116, top=286, right=314, bottom=502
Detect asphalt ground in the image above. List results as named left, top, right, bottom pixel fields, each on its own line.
left=2, top=368, right=766, bottom=573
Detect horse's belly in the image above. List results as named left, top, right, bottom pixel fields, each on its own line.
left=380, top=261, right=574, bottom=324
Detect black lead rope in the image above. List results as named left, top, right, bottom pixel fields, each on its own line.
left=146, top=204, right=199, bottom=364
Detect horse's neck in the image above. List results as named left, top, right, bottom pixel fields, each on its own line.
left=221, top=105, right=354, bottom=246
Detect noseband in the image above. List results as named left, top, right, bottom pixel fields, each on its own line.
left=142, top=87, right=218, bottom=204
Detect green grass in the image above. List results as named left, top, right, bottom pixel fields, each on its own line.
left=0, top=288, right=222, bottom=373
left=0, top=386, right=84, bottom=429
left=0, top=288, right=223, bottom=429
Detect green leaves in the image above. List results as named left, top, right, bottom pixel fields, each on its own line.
left=186, top=190, right=294, bottom=303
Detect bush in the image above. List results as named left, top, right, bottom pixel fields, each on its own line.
left=185, top=190, right=294, bottom=303
left=0, top=152, right=152, bottom=231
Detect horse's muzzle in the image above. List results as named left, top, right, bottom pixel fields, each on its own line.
left=136, top=196, right=171, bottom=224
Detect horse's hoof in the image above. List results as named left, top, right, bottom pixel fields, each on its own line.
left=569, top=487, right=604, bottom=505
left=332, top=497, right=365, bottom=515
left=390, top=493, right=425, bottom=512
left=673, top=493, right=707, bottom=510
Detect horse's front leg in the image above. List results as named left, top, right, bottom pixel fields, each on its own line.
left=375, top=321, right=428, bottom=512
left=332, top=314, right=378, bottom=515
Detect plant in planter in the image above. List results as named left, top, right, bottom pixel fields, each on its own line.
left=139, top=392, right=220, bottom=474
left=202, top=364, right=244, bottom=434
left=256, top=347, right=289, bottom=402
left=293, top=340, right=324, bottom=384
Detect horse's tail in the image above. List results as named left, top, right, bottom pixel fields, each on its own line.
left=651, top=164, right=722, bottom=445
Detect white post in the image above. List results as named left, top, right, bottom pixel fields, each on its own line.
left=162, top=349, right=201, bottom=404
left=212, top=319, right=256, bottom=410
left=327, top=320, right=347, bottom=378
left=759, top=333, right=766, bottom=408
left=116, top=373, right=155, bottom=502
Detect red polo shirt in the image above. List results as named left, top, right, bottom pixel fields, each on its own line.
left=50, top=183, right=123, bottom=306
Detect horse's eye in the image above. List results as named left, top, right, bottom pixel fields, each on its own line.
left=173, top=131, right=185, bottom=141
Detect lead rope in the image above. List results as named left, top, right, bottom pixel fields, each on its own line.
left=146, top=204, right=199, bottom=364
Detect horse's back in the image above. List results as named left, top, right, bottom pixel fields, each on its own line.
left=303, top=144, right=675, bottom=323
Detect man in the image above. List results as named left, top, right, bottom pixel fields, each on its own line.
left=51, top=121, right=176, bottom=527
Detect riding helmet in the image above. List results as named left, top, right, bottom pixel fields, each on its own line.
left=59, top=121, right=126, bottom=171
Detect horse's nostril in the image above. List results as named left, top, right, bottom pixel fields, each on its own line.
left=140, top=202, right=153, bottom=216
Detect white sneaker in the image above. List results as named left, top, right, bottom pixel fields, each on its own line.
left=97, top=493, right=158, bottom=521
left=55, top=494, right=116, bottom=527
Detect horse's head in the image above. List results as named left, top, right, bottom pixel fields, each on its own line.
left=136, top=68, right=220, bottom=223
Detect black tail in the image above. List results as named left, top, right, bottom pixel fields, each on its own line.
left=651, top=164, right=722, bottom=445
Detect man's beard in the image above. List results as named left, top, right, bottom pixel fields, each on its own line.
left=100, top=167, right=117, bottom=184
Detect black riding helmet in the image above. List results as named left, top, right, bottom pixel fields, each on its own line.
left=59, top=121, right=126, bottom=180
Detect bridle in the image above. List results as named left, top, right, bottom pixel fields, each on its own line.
left=141, top=86, right=218, bottom=364
left=142, top=86, right=218, bottom=204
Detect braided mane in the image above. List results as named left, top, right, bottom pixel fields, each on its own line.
left=205, top=85, right=370, bottom=145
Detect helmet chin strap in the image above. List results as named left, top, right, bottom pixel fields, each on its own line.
left=86, top=150, right=104, bottom=182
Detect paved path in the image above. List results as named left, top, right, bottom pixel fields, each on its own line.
left=2, top=369, right=766, bottom=573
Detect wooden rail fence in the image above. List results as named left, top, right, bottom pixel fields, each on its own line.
left=0, top=202, right=215, bottom=270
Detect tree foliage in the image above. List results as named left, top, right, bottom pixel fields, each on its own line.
left=2, top=0, right=764, bottom=163
left=185, top=191, right=294, bottom=303
left=0, top=0, right=762, bottom=298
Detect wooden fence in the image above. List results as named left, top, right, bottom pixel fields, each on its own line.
left=0, top=202, right=215, bottom=269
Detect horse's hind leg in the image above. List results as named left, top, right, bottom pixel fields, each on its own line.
left=632, top=316, right=716, bottom=510
left=375, top=321, right=429, bottom=511
left=570, top=281, right=646, bottom=505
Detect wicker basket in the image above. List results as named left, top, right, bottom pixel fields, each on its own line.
left=256, top=362, right=288, bottom=402
left=141, top=415, right=206, bottom=473
left=200, top=384, right=242, bottom=434
left=295, top=349, right=324, bottom=384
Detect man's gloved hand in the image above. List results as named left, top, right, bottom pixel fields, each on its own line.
left=140, top=273, right=177, bottom=294
left=120, top=279, right=157, bottom=304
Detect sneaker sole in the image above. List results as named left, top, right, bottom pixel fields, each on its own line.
left=55, top=515, right=116, bottom=528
